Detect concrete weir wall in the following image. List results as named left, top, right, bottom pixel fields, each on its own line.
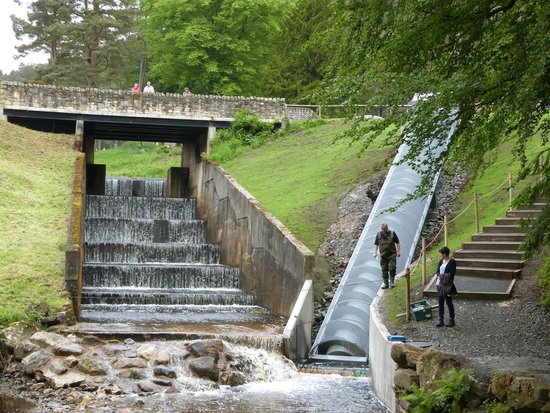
left=191, top=161, right=316, bottom=359
left=369, top=293, right=397, bottom=411
left=0, top=81, right=286, bottom=122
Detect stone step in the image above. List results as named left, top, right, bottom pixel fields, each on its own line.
left=461, top=241, right=523, bottom=251
left=86, top=195, right=196, bottom=220
left=455, top=266, right=521, bottom=279
left=61, top=322, right=286, bottom=352
left=84, top=218, right=207, bottom=244
left=83, top=263, right=240, bottom=289
left=506, top=209, right=541, bottom=218
left=453, top=249, right=524, bottom=260
left=423, top=275, right=515, bottom=299
left=454, top=258, right=524, bottom=270
left=471, top=233, right=526, bottom=242
left=482, top=224, right=526, bottom=233
left=81, top=287, right=256, bottom=306
left=84, top=242, right=221, bottom=264
left=533, top=202, right=548, bottom=210
left=79, top=304, right=273, bottom=325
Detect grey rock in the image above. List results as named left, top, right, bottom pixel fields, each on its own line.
left=189, top=356, right=219, bottom=382
left=13, top=341, right=40, bottom=361
left=53, top=342, right=83, bottom=356
left=112, top=357, right=147, bottom=369
left=77, top=355, right=109, bottom=376
left=21, top=350, right=51, bottom=374
left=50, top=361, right=68, bottom=375
left=81, top=335, right=105, bottom=346
left=137, top=381, right=157, bottom=393
left=29, top=332, right=67, bottom=349
left=153, top=365, right=177, bottom=379
left=151, top=378, right=172, bottom=387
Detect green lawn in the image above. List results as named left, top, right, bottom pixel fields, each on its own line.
left=0, top=121, right=79, bottom=327
left=221, top=120, right=394, bottom=252
left=94, top=141, right=182, bottom=178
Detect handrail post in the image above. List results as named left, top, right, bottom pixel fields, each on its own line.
left=421, top=238, right=427, bottom=285
left=444, top=214, right=448, bottom=246
left=405, top=267, right=411, bottom=322
left=508, top=172, right=513, bottom=211
left=474, top=192, right=480, bottom=233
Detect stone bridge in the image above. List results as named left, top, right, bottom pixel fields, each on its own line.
left=0, top=81, right=286, bottom=163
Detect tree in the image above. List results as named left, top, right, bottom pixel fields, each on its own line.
left=11, top=0, right=141, bottom=88
left=141, top=0, right=287, bottom=95
left=11, top=0, right=76, bottom=67
left=324, top=0, right=550, bottom=255
left=264, top=0, right=332, bottom=102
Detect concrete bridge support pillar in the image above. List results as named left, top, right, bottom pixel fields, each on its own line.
left=206, top=126, right=217, bottom=154
left=83, top=135, right=95, bottom=164
left=0, top=104, right=7, bottom=121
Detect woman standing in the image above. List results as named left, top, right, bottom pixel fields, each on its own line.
left=435, top=246, right=458, bottom=327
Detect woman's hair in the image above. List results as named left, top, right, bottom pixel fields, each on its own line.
left=439, top=246, right=450, bottom=256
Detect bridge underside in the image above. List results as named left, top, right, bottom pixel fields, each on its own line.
left=4, top=109, right=229, bottom=143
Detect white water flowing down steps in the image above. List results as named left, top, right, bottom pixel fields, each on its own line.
left=64, top=177, right=285, bottom=352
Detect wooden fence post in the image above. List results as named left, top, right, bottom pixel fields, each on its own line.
left=474, top=192, right=480, bottom=233
left=405, top=268, right=411, bottom=322
left=444, top=214, right=448, bottom=247
left=421, top=238, right=427, bottom=285
left=508, top=172, right=513, bottom=211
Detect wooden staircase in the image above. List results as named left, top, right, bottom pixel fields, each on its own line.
left=424, top=203, right=546, bottom=299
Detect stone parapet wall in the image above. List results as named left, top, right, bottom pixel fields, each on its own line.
left=0, top=81, right=286, bottom=121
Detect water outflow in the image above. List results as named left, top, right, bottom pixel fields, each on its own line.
left=81, top=177, right=266, bottom=324
left=312, top=117, right=456, bottom=359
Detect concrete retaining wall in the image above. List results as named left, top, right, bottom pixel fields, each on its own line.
left=0, top=81, right=286, bottom=122
left=65, top=153, right=86, bottom=319
left=369, top=293, right=397, bottom=412
left=192, top=162, right=316, bottom=319
left=283, top=280, right=314, bottom=361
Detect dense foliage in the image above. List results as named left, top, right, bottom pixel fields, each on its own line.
left=322, top=0, right=549, bottom=255
left=141, top=0, right=287, bottom=95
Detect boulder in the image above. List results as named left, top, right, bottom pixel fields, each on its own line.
left=137, top=381, right=157, bottom=393
left=13, top=341, right=40, bottom=361
left=152, top=378, right=172, bottom=387
left=49, top=361, right=68, bottom=375
left=44, top=371, right=86, bottom=389
left=119, top=369, right=144, bottom=380
left=189, top=356, right=219, bottom=382
left=416, top=349, right=466, bottom=391
left=0, top=322, right=35, bottom=352
left=155, top=351, right=171, bottom=365
left=77, top=355, right=109, bottom=376
left=29, top=331, right=67, bottom=349
left=220, top=371, right=246, bottom=387
left=136, top=343, right=157, bottom=360
left=21, top=350, right=51, bottom=374
left=394, top=368, right=420, bottom=389
left=507, top=375, right=549, bottom=412
left=81, top=335, right=105, bottom=346
left=53, top=342, right=83, bottom=356
left=102, top=344, right=126, bottom=357
left=391, top=343, right=426, bottom=369
left=63, top=356, right=79, bottom=368
left=187, top=339, right=225, bottom=361
left=113, top=357, right=147, bottom=369
left=153, top=365, right=177, bottom=379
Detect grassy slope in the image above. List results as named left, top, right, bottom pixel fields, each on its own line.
left=0, top=121, right=79, bottom=327
left=94, top=141, right=182, bottom=178
left=221, top=120, right=393, bottom=251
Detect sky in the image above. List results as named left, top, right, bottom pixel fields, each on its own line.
left=0, top=0, right=48, bottom=74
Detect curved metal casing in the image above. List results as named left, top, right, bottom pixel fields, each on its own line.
left=312, top=119, right=456, bottom=358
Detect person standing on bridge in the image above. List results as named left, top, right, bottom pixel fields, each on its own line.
left=373, top=223, right=401, bottom=289
left=143, top=81, right=155, bottom=94
left=131, top=83, right=140, bottom=93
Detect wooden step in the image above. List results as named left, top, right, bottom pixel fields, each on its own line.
left=506, top=209, right=541, bottom=218
left=423, top=275, right=515, bottom=299
left=494, top=217, right=533, bottom=225
left=482, top=224, right=525, bottom=233
left=453, top=249, right=524, bottom=260
left=461, top=241, right=523, bottom=251
left=471, top=233, right=526, bottom=242
left=455, top=258, right=523, bottom=270
left=455, top=266, right=521, bottom=279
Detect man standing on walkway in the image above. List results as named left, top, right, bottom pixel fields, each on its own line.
left=373, top=223, right=401, bottom=289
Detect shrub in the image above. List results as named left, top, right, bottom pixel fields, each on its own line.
left=538, top=254, right=550, bottom=308
left=399, top=369, right=471, bottom=413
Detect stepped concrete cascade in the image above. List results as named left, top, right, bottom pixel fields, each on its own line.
left=78, top=177, right=284, bottom=347
left=424, top=204, right=546, bottom=299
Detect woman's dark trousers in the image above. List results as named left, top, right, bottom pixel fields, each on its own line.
left=438, top=294, right=455, bottom=322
